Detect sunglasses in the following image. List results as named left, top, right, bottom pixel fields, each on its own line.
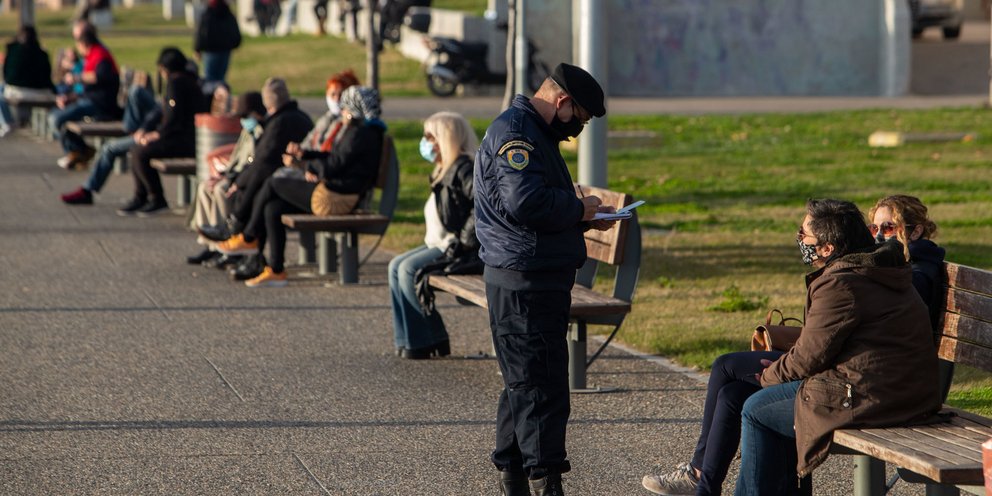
left=868, top=222, right=914, bottom=237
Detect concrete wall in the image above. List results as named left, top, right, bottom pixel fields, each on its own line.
left=523, top=0, right=907, bottom=97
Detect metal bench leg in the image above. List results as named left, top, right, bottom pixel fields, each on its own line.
left=337, top=231, right=359, bottom=284
left=568, top=321, right=588, bottom=391
left=317, top=233, right=337, bottom=275
left=176, top=175, right=191, bottom=207
left=854, top=455, right=885, bottom=496
left=924, top=484, right=959, bottom=496
left=114, top=152, right=128, bottom=174
left=298, top=231, right=317, bottom=265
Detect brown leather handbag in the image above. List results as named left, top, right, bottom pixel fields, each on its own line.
left=751, top=309, right=803, bottom=352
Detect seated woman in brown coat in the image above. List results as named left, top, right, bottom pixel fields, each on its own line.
left=215, top=85, right=385, bottom=287
left=733, top=198, right=940, bottom=495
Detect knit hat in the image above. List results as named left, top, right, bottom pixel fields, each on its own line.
left=339, top=86, right=381, bottom=121
left=261, top=77, right=290, bottom=111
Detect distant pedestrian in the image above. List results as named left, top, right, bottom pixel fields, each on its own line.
left=195, top=0, right=242, bottom=89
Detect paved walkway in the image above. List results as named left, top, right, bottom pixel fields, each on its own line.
left=0, top=130, right=919, bottom=494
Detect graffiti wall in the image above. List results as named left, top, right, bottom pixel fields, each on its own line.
left=524, top=0, right=897, bottom=96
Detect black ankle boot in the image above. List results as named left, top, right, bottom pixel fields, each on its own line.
left=230, top=254, right=265, bottom=281
left=529, top=474, right=563, bottom=496
left=400, top=340, right=450, bottom=360
left=498, top=470, right=529, bottom=496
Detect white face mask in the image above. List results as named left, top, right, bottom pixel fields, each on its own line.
left=326, top=97, right=340, bottom=115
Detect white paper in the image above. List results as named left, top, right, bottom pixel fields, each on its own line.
left=593, top=211, right=632, bottom=221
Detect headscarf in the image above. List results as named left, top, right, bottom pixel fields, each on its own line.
left=339, top=86, right=381, bottom=121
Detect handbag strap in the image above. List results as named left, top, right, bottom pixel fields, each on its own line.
left=766, top=308, right=803, bottom=327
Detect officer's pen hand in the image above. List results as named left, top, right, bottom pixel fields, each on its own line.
left=588, top=205, right=617, bottom=231
left=580, top=195, right=603, bottom=221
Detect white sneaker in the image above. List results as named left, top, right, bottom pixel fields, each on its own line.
left=57, top=154, right=74, bottom=169
left=642, top=463, right=699, bottom=495
left=0, top=122, right=10, bottom=138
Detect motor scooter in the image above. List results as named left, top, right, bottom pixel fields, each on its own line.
left=423, top=35, right=549, bottom=97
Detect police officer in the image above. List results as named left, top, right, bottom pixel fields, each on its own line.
left=474, top=63, right=613, bottom=496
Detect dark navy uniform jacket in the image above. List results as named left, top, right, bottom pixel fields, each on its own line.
left=474, top=95, right=586, bottom=291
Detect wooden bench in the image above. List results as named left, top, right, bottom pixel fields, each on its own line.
left=3, top=96, right=57, bottom=136
left=427, top=185, right=642, bottom=392
left=832, top=262, right=992, bottom=496
left=281, top=135, right=400, bottom=284
left=65, top=120, right=129, bottom=174
left=150, top=157, right=197, bottom=207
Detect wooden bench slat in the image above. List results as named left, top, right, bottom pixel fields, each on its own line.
left=65, top=121, right=127, bottom=137
left=938, top=337, right=992, bottom=372
left=832, top=428, right=982, bottom=484
left=947, top=263, right=992, bottom=297
left=150, top=158, right=197, bottom=175
left=427, top=275, right=631, bottom=317
left=942, top=313, right=992, bottom=350
left=282, top=213, right=390, bottom=231
left=946, top=288, right=992, bottom=326
left=880, top=428, right=983, bottom=464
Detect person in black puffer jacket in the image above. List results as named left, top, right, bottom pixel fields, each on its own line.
left=388, top=111, right=479, bottom=360
left=117, top=47, right=204, bottom=217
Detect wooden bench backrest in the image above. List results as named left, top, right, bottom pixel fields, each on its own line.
left=375, top=134, right=394, bottom=190
left=574, top=184, right=631, bottom=266
left=938, top=262, right=992, bottom=372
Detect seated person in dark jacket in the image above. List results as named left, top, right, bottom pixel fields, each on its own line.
left=390, top=111, right=477, bottom=359
left=50, top=20, right=121, bottom=169
left=0, top=26, right=55, bottom=136
left=116, top=47, right=204, bottom=217
left=216, top=85, right=385, bottom=288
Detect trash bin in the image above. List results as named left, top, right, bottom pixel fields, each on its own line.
left=194, top=113, right=241, bottom=182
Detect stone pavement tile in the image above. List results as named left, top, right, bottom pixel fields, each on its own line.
left=0, top=453, right=315, bottom=496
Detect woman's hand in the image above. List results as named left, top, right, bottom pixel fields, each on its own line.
left=305, top=171, right=319, bottom=183
left=224, top=183, right=239, bottom=198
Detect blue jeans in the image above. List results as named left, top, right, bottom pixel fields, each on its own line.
left=122, top=85, right=157, bottom=133
left=201, top=51, right=231, bottom=84
left=49, top=98, right=99, bottom=152
left=388, top=244, right=447, bottom=351
left=84, top=136, right=135, bottom=192
left=82, top=86, right=157, bottom=193
left=734, top=381, right=806, bottom=496
left=691, top=351, right=783, bottom=495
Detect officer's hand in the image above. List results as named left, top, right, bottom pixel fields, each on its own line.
left=580, top=195, right=603, bottom=221
left=589, top=205, right=617, bottom=231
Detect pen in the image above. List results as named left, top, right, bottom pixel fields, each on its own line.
left=577, top=185, right=585, bottom=198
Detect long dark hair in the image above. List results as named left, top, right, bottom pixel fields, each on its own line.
left=17, top=25, right=40, bottom=47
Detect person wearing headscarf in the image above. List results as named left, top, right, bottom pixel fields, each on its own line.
left=216, top=85, right=386, bottom=287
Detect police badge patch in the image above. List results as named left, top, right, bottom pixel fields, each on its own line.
left=507, top=149, right=529, bottom=170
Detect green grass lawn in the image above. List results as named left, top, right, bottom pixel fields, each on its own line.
left=0, top=4, right=427, bottom=96
left=382, top=109, right=992, bottom=415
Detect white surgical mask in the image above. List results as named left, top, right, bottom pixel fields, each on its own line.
left=326, top=97, right=340, bottom=115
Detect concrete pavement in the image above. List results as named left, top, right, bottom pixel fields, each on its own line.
left=0, top=129, right=922, bottom=494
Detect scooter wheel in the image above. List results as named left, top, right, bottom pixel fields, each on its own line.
left=427, top=74, right=458, bottom=97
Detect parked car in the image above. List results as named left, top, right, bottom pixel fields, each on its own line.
left=909, top=0, right=963, bottom=39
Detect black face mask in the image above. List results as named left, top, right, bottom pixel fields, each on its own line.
left=549, top=108, right=585, bottom=141
left=797, top=237, right=819, bottom=265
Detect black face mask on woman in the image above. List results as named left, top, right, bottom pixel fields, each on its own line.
left=549, top=107, right=584, bottom=141
left=797, top=237, right=819, bottom=265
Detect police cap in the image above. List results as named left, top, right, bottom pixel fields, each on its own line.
left=550, top=63, right=606, bottom=118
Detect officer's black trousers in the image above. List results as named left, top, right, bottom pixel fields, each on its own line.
left=486, top=283, right=572, bottom=479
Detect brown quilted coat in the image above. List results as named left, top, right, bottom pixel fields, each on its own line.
left=760, top=241, right=941, bottom=477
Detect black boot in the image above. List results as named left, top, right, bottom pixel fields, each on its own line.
left=186, top=248, right=217, bottom=265
left=498, top=470, right=529, bottom=496
left=529, top=474, right=563, bottom=496
left=230, top=254, right=265, bottom=281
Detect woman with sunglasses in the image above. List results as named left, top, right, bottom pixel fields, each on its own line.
left=643, top=197, right=945, bottom=496
left=868, top=194, right=949, bottom=398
